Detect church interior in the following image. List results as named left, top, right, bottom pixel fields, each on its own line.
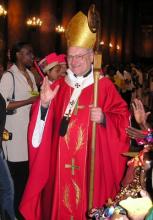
left=0, top=0, right=153, bottom=220
left=0, top=0, right=153, bottom=65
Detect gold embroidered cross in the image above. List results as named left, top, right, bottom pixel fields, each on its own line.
left=65, top=158, right=80, bottom=175
left=73, top=101, right=85, bottom=115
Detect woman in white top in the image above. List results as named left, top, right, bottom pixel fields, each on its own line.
left=0, top=42, right=38, bottom=219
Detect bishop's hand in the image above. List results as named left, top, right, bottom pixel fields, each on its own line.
left=40, top=76, right=59, bottom=108
left=90, top=107, right=105, bottom=124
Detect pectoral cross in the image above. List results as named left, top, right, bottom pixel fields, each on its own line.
left=75, top=83, right=81, bottom=88
left=73, top=101, right=85, bottom=115
left=65, top=158, right=80, bottom=175
left=70, top=216, right=74, bottom=220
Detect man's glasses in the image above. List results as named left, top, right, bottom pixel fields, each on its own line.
left=67, top=52, right=90, bottom=62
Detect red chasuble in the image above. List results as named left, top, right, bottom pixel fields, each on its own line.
left=20, top=77, right=130, bottom=220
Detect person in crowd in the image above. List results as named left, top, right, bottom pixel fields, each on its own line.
left=149, top=71, right=153, bottom=110
left=114, top=64, right=125, bottom=91
left=114, top=64, right=134, bottom=108
left=58, top=53, right=67, bottom=76
left=105, top=65, right=116, bottom=82
left=124, top=98, right=153, bottom=220
left=30, top=64, right=42, bottom=91
left=6, top=49, right=13, bottom=69
left=0, top=93, right=15, bottom=220
left=88, top=98, right=153, bottom=220
left=131, top=64, right=143, bottom=100
left=0, top=42, right=38, bottom=219
left=20, top=12, right=129, bottom=220
left=39, top=52, right=61, bottom=83
left=123, top=64, right=134, bottom=108
left=0, top=62, right=4, bottom=79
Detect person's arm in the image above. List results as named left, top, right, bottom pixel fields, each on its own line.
left=40, top=106, right=48, bottom=121
left=126, top=127, right=146, bottom=140
left=0, top=72, right=39, bottom=110
left=40, top=76, right=59, bottom=108
left=132, top=99, right=151, bottom=130
left=32, top=104, right=49, bottom=148
left=32, top=76, right=59, bottom=148
left=6, top=96, right=38, bottom=110
left=0, top=94, right=6, bottom=140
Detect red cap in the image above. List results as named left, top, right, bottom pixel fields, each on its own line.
left=58, top=54, right=66, bottom=64
left=39, top=53, right=59, bottom=73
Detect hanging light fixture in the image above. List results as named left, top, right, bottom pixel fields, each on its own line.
left=0, top=5, right=7, bottom=16
left=109, top=43, right=113, bottom=48
left=100, top=41, right=104, bottom=45
left=55, top=25, right=65, bottom=33
left=116, top=45, right=120, bottom=50
left=26, top=17, right=42, bottom=27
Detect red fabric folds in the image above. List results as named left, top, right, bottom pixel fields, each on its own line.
left=20, top=77, right=130, bottom=220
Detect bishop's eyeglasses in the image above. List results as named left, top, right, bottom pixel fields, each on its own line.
left=67, top=52, right=90, bottom=62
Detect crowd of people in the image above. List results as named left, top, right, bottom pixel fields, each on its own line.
left=0, top=10, right=153, bottom=220
left=0, top=42, right=67, bottom=220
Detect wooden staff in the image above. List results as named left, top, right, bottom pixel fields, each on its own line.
left=88, top=4, right=102, bottom=210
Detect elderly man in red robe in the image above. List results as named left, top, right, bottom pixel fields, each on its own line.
left=20, top=11, right=130, bottom=220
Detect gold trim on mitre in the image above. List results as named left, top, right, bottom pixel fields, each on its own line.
left=65, top=11, right=96, bottom=49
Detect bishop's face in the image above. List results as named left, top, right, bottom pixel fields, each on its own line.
left=67, top=46, right=93, bottom=76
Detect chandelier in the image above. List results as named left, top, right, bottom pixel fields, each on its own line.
left=100, top=41, right=121, bottom=51
left=116, top=45, right=120, bottom=50
left=109, top=43, right=113, bottom=48
left=100, top=41, right=104, bottom=45
left=55, top=25, right=65, bottom=33
left=0, top=5, right=7, bottom=16
left=26, top=17, right=42, bottom=27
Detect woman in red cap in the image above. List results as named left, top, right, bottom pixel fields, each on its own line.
left=39, top=53, right=61, bottom=84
